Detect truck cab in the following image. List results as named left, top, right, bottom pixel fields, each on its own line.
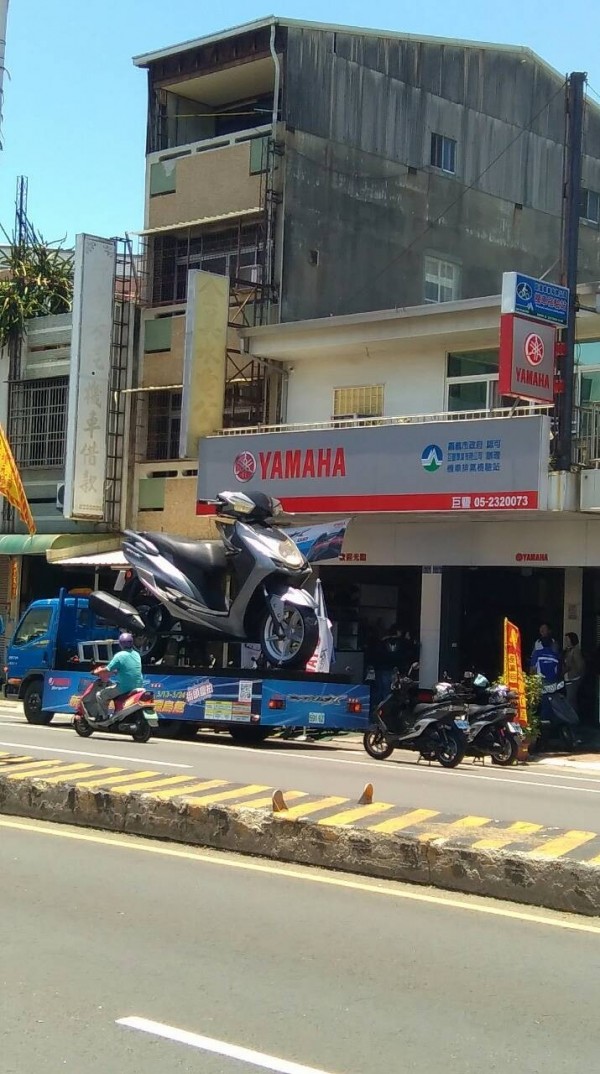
left=6, top=590, right=119, bottom=724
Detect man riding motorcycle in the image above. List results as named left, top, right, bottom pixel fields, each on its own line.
left=95, top=632, right=144, bottom=723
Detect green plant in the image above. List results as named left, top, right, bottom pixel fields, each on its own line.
left=495, top=671, right=543, bottom=738
left=0, top=237, right=74, bottom=350
left=523, top=672, right=543, bottom=740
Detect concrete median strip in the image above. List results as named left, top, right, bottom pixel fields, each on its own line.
left=1, top=756, right=600, bottom=917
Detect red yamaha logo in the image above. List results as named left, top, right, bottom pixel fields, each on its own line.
left=233, top=451, right=257, bottom=483
left=524, top=333, right=544, bottom=367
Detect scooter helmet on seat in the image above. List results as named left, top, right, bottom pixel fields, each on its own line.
left=118, top=632, right=134, bottom=649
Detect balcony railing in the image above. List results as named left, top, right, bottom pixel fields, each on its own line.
left=576, top=403, right=600, bottom=466
left=210, top=404, right=553, bottom=437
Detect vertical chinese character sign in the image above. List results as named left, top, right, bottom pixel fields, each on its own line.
left=0, top=425, right=35, bottom=534
left=63, top=234, right=116, bottom=520
left=503, top=618, right=528, bottom=728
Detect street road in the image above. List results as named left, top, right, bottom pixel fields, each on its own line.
left=1, top=704, right=600, bottom=831
left=2, top=815, right=599, bottom=1073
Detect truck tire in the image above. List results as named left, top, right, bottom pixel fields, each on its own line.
left=23, top=681, right=54, bottom=725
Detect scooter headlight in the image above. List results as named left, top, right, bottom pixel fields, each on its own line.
left=275, top=537, right=305, bottom=568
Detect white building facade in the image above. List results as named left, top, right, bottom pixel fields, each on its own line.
left=195, top=290, right=600, bottom=716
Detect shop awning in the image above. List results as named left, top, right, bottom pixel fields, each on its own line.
left=0, top=533, right=123, bottom=560
left=52, top=549, right=127, bottom=569
left=46, top=536, right=122, bottom=565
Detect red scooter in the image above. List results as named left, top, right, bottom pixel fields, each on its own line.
left=73, top=671, right=158, bottom=742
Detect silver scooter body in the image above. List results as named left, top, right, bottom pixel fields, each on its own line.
left=121, top=491, right=319, bottom=643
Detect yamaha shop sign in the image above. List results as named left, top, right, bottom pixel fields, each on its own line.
left=198, top=415, right=550, bottom=515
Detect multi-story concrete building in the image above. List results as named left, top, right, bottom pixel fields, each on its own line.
left=0, top=238, right=138, bottom=641
left=131, top=17, right=600, bottom=539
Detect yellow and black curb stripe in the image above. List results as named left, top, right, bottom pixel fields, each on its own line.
left=1, top=751, right=600, bottom=865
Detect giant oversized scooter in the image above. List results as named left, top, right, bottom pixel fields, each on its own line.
left=90, top=491, right=320, bottom=670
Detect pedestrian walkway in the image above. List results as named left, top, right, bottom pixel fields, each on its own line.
left=2, top=750, right=600, bottom=864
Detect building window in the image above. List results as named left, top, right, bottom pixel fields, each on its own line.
left=145, top=390, right=181, bottom=460
left=581, top=188, right=600, bottom=225
left=424, top=256, right=459, bottom=304
left=430, top=133, right=456, bottom=174
left=152, top=224, right=263, bottom=306
left=446, top=350, right=499, bottom=412
left=9, top=376, right=69, bottom=467
left=333, top=385, right=384, bottom=418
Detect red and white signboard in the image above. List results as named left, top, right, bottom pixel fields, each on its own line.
left=498, top=313, right=556, bottom=404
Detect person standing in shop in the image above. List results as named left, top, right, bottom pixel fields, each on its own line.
left=530, top=622, right=559, bottom=669
left=563, top=632, right=585, bottom=712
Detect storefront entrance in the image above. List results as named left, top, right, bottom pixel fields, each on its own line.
left=440, top=566, right=565, bottom=682
left=319, top=565, right=421, bottom=681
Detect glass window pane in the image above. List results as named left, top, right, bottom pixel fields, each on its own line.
left=576, top=341, right=600, bottom=366
left=448, top=381, right=488, bottom=411
left=580, top=373, right=600, bottom=403
left=447, top=350, right=499, bottom=377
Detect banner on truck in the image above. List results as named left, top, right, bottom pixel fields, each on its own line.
left=503, top=618, right=528, bottom=727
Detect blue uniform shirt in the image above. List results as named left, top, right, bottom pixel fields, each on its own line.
left=106, top=649, right=143, bottom=693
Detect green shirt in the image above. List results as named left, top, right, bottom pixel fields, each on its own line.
left=106, top=649, right=143, bottom=693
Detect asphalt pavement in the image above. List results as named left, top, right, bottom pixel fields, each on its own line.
left=1, top=703, right=600, bottom=831
left=2, top=814, right=600, bottom=1074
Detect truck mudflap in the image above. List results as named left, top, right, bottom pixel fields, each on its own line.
left=41, top=669, right=371, bottom=731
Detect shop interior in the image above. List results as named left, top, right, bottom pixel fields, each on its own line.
left=317, top=565, right=421, bottom=681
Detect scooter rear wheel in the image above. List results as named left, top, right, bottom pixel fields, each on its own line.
left=363, top=727, right=394, bottom=760
left=131, top=718, right=152, bottom=744
left=434, top=726, right=465, bottom=768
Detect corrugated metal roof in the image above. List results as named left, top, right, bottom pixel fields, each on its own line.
left=132, top=16, right=561, bottom=82
left=135, top=207, right=262, bottom=236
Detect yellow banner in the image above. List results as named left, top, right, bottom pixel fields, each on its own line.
left=503, top=618, right=527, bottom=727
left=0, top=425, right=36, bottom=535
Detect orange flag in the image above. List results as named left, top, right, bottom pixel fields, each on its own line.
left=0, top=425, right=36, bottom=535
left=503, top=618, right=527, bottom=727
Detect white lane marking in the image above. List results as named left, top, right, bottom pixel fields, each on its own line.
left=117, top=1017, right=335, bottom=1074
left=171, top=738, right=600, bottom=792
left=0, top=740, right=192, bottom=768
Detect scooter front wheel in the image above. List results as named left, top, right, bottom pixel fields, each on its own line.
left=259, top=606, right=319, bottom=668
left=363, top=727, right=394, bottom=760
left=73, top=715, right=94, bottom=738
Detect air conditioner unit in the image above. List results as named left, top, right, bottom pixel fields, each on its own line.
left=56, top=482, right=65, bottom=512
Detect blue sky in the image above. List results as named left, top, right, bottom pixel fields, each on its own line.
left=1, top=0, right=599, bottom=244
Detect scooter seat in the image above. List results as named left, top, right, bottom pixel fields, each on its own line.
left=141, top=532, right=227, bottom=573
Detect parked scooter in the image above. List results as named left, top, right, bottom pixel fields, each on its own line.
left=363, top=676, right=467, bottom=768
left=73, top=676, right=158, bottom=742
left=453, top=674, right=524, bottom=766
left=536, top=680, right=582, bottom=752
left=90, top=491, right=320, bottom=670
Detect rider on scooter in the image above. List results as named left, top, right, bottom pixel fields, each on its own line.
left=95, top=633, right=143, bottom=723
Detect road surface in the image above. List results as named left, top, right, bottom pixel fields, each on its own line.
left=2, top=814, right=599, bottom=1073
left=1, top=703, right=600, bottom=831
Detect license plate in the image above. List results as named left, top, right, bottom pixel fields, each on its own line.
left=454, top=719, right=469, bottom=730
left=145, top=712, right=159, bottom=727
left=507, top=722, right=522, bottom=734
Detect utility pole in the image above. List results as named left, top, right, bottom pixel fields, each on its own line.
left=0, top=0, right=8, bottom=146
left=556, top=71, right=586, bottom=471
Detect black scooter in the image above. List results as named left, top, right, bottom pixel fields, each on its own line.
left=453, top=677, right=524, bottom=766
left=363, top=677, right=467, bottom=768
left=535, top=681, right=582, bottom=752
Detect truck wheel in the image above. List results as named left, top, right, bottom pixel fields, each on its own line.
left=229, top=727, right=271, bottom=745
left=23, top=681, right=53, bottom=725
